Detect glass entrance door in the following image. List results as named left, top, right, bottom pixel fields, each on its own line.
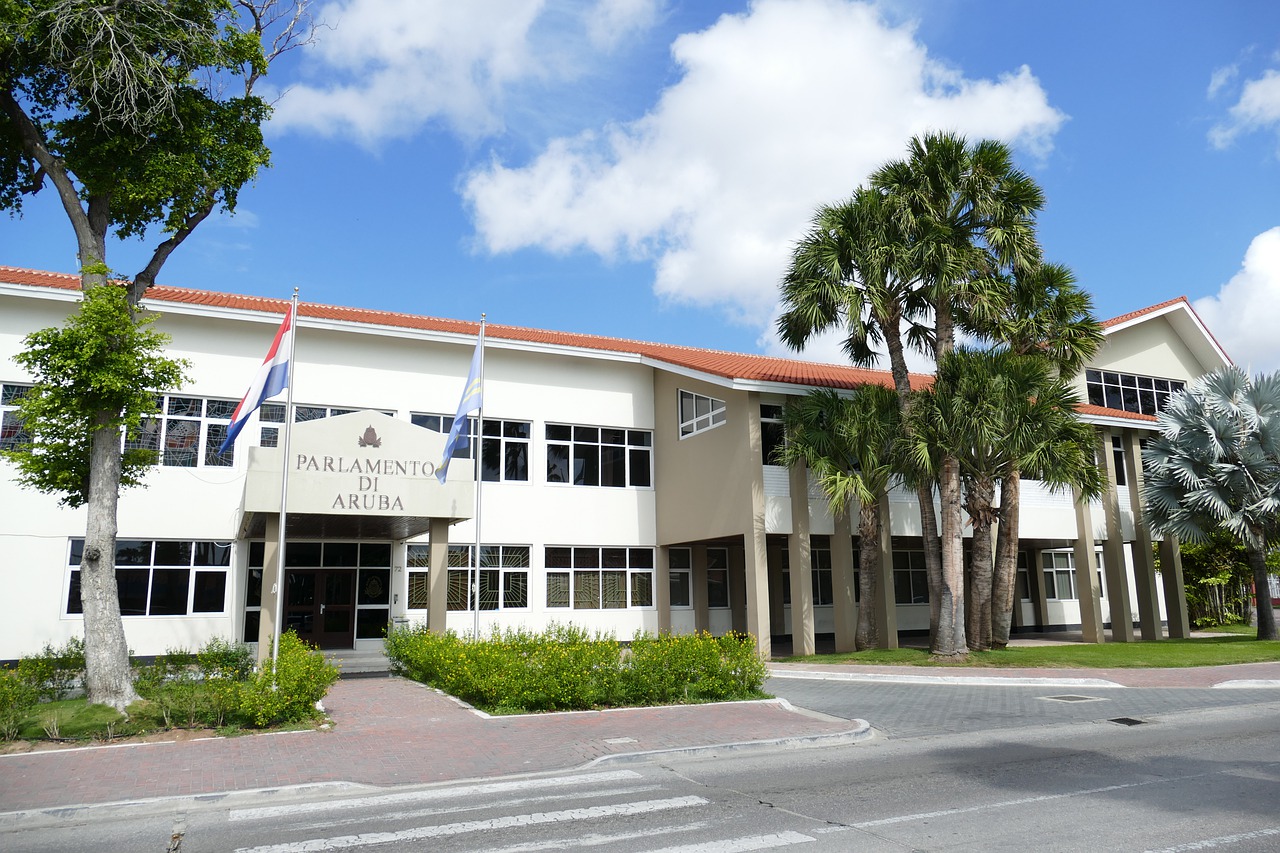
left=284, top=569, right=356, bottom=649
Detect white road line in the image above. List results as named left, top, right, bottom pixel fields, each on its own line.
left=300, top=784, right=665, bottom=831
left=852, top=774, right=1212, bottom=828
left=233, top=796, right=709, bottom=853
left=1141, top=827, right=1280, bottom=852
left=229, top=770, right=642, bottom=822
left=469, top=822, right=712, bottom=852
left=643, top=831, right=815, bottom=852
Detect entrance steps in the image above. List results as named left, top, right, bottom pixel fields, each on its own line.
left=325, top=648, right=392, bottom=678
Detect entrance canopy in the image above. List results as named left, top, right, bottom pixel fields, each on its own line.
left=238, top=411, right=474, bottom=541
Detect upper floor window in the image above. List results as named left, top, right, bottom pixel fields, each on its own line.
left=760, top=404, right=785, bottom=465
left=1, top=382, right=32, bottom=450
left=1086, top=370, right=1185, bottom=416
left=412, top=414, right=530, bottom=482
left=679, top=390, right=726, bottom=438
left=546, top=424, right=652, bottom=487
left=127, top=394, right=236, bottom=467
left=260, top=403, right=395, bottom=448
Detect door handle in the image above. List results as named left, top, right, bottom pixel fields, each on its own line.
left=320, top=603, right=326, bottom=614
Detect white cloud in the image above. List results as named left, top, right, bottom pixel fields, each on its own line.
left=1193, top=227, right=1280, bottom=374
left=586, top=0, right=664, bottom=50
left=270, top=0, right=548, bottom=144
left=1209, top=68, right=1280, bottom=150
left=1207, top=64, right=1238, bottom=99
left=464, top=0, right=1065, bottom=363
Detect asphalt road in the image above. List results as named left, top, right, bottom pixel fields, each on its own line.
left=7, top=680, right=1279, bottom=852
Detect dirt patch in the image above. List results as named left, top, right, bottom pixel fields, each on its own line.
left=0, top=724, right=324, bottom=755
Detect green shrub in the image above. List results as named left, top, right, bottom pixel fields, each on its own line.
left=16, top=637, right=85, bottom=701
left=197, top=638, right=254, bottom=681
left=239, top=631, right=339, bottom=727
left=0, top=668, right=39, bottom=740
left=386, top=625, right=766, bottom=713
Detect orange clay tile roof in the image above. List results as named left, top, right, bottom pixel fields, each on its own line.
left=0, top=265, right=927, bottom=392
left=1075, top=404, right=1157, bottom=423
left=1101, top=296, right=1190, bottom=328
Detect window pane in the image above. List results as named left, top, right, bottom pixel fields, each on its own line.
left=894, top=570, right=912, bottom=604
left=573, top=547, right=600, bottom=568
left=600, top=445, right=626, bottom=487
left=324, top=542, right=360, bottom=567
left=573, top=444, right=599, bottom=485
left=205, top=399, right=236, bottom=420
left=546, top=424, right=572, bottom=442
left=631, top=572, right=653, bottom=607
left=164, top=419, right=200, bottom=467
left=707, top=548, right=729, bottom=570
left=295, top=406, right=326, bottom=422
left=119, top=568, right=152, bottom=615
left=246, top=568, right=263, bottom=608
left=680, top=391, right=696, bottom=423
left=116, top=540, right=152, bottom=565
left=602, top=547, right=627, bottom=569
left=286, top=542, right=323, bottom=567
left=261, top=403, right=286, bottom=423
left=359, top=569, right=391, bottom=605
left=0, top=410, right=31, bottom=450
left=547, top=444, right=570, bottom=484
left=194, top=542, right=232, bottom=566
left=503, top=546, right=530, bottom=568
left=167, top=396, right=202, bottom=416
left=707, top=569, right=729, bottom=608
left=546, top=547, right=572, bottom=569
left=154, top=541, right=192, bottom=566
left=628, top=448, right=651, bottom=487
left=406, top=544, right=431, bottom=568
left=669, top=548, right=691, bottom=570
left=504, top=441, right=529, bottom=481
left=547, top=572, right=570, bottom=608
left=574, top=572, right=600, bottom=609
left=192, top=571, right=226, bottom=612
left=573, top=426, right=598, bottom=443
left=67, top=571, right=83, bottom=614
left=356, top=609, right=389, bottom=640
left=481, top=435, right=501, bottom=482
left=447, top=569, right=471, bottom=610
left=360, top=543, right=392, bottom=567
left=669, top=570, right=691, bottom=607
left=408, top=572, right=430, bottom=610
left=479, top=570, right=500, bottom=610
left=628, top=548, right=653, bottom=568
left=602, top=571, right=627, bottom=608
left=243, top=609, right=260, bottom=642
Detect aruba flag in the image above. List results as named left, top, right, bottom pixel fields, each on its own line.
left=219, top=305, right=293, bottom=454
left=436, top=338, right=483, bottom=484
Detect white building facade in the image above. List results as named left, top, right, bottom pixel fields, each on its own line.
left=0, top=268, right=1232, bottom=661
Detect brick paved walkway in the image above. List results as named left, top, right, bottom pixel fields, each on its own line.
left=0, top=678, right=858, bottom=813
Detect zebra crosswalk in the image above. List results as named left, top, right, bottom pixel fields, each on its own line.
left=225, top=769, right=823, bottom=853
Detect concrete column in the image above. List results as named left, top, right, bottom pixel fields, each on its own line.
left=744, top=527, right=772, bottom=659
left=1124, top=431, right=1161, bottom=639
left=692, top=543, right=709, bottom=633
left=1097, top=429, right=1133, bottom=640
left=767, top=538, right=786, bottom=634
left=729, top=544, right=748, bottom=635
left=1159, top=536, right=1191, bottom=639
left=427, top=518, right=450, bottom=635
left=831, top=508, right=857, bottom=652
left=1072, top=486, right=1106, bottom=643
left=256, top=515, right=281, bottom=662
left=655, top=545, right=671, bottom=633
left=787, top=461, right=815, bottom=656
left=874, top=496, right=898, bottom=649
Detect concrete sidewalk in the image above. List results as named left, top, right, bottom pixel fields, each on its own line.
left=0, top=677, right=864, bottom=814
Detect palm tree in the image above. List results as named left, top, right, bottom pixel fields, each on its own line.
left=779, top=386, right=901, bottom=650
left=980, top=263, right=1104, bottom=647
left=870, top=132, right=1046, bottom=657
left=1143, top=367, right=1280, bottom=640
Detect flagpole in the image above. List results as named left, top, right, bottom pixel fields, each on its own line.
left=472, top=314, right=486, bottom=641
left=272, top=288, right=300, bottom=671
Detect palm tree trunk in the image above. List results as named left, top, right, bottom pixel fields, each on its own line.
left=856, top=502, right=880, bottom=650
left=991, top=469, right=1022, bottom=648
left=1245, top=533, right=1277, bottom=640
left=934, top=455, right=967, bottom=656
left=964, top=475, right=995, bottom=651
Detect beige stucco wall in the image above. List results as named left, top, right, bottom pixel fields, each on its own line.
left=653, top=372, right=760, bottom=545
left=1082, top=316, right=1214, bottom=394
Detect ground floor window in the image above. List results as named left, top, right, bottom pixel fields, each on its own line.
left=1015, top=551, right=1032, bottom=601
left=444, top=544, right=530, bottom=611
left=669, top=547, right=692, bottom=607
left=1041, top=549, right=1106, bottom=601
left=67, top=538, right=230, bottom=617
left=893, top=550, right=928, bottom=604
left=780, top=536, right=837, bottom=606
left=707, top=547, right=730, bottom=609
left=545, top=546, right=654, bottom=609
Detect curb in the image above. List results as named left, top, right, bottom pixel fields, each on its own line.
left=767, top=668, right=1125, bottom=689
left=586, top=720, right=874, bottom=766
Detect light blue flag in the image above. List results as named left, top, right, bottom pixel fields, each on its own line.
left=437, top=339, right=483, bottom=484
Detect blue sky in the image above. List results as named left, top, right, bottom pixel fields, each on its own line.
left=6, top=0, right=1280, bottom=372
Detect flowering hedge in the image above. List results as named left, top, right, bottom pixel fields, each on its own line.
left=384, top=624, right=768, bottom=713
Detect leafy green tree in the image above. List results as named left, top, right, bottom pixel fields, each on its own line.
left=1143, top=367, right=1280, bottom=640
left=1176, top=528, right=1277, bottom=628
left=779, top=386, right=901, bottom=650
left=0, top=0, right=310, bottom=711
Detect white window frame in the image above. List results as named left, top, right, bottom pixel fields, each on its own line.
left=544, top=546, right=655, bottom=610
left=127, top=394, right=237, bottom=468
left=545, top=423, right=653, bottom=489
left=0, top=381, right=32, bottom=451
left=66, top=538, right=231, bottom=618
left=260, top=402, right=395, bottom=448
left=442, top=544, right=530, bottom=611
left=678, top=389, right=727, bottom=438
left=668, top=547, right=693, bottom=608
left=411, top=414, right=531, bottom=483
left=707, top=547, right=730, bottom=609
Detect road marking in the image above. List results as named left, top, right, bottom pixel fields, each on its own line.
left=301, top=785, right=665, bottom=831
left=229, top=770, right=642, bottom=822
left=1141, top=827, right=1280, bottom=852
left=468, top=822, right=712, bottom=852
left=643, top=831, right=815, bottom=851
left=852, top=774, right=1211, bottom=828
left=233, top=796, right=709, bottom=853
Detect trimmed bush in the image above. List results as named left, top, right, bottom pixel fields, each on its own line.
left=386, top=624, right=767, bottom=713
left=16, top=637, right=85, bottom=701
left=0, top=669, right=39, bottom=741
left=239, top=631, right=339, bottom=727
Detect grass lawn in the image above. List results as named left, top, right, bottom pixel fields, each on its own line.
left=779, top=633, right=1280, bottom=669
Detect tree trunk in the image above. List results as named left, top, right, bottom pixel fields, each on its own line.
left=1245, top=534, right=1277, bottom=641
left=964, top=475, right=996, bottom=651
left=80, top=410, right=140, bottom=712
left=991, top=469, right=1022, bottom=648
left=856, top=501, right=881, bottom=650
left=933, top=455, right=967, bottom=657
